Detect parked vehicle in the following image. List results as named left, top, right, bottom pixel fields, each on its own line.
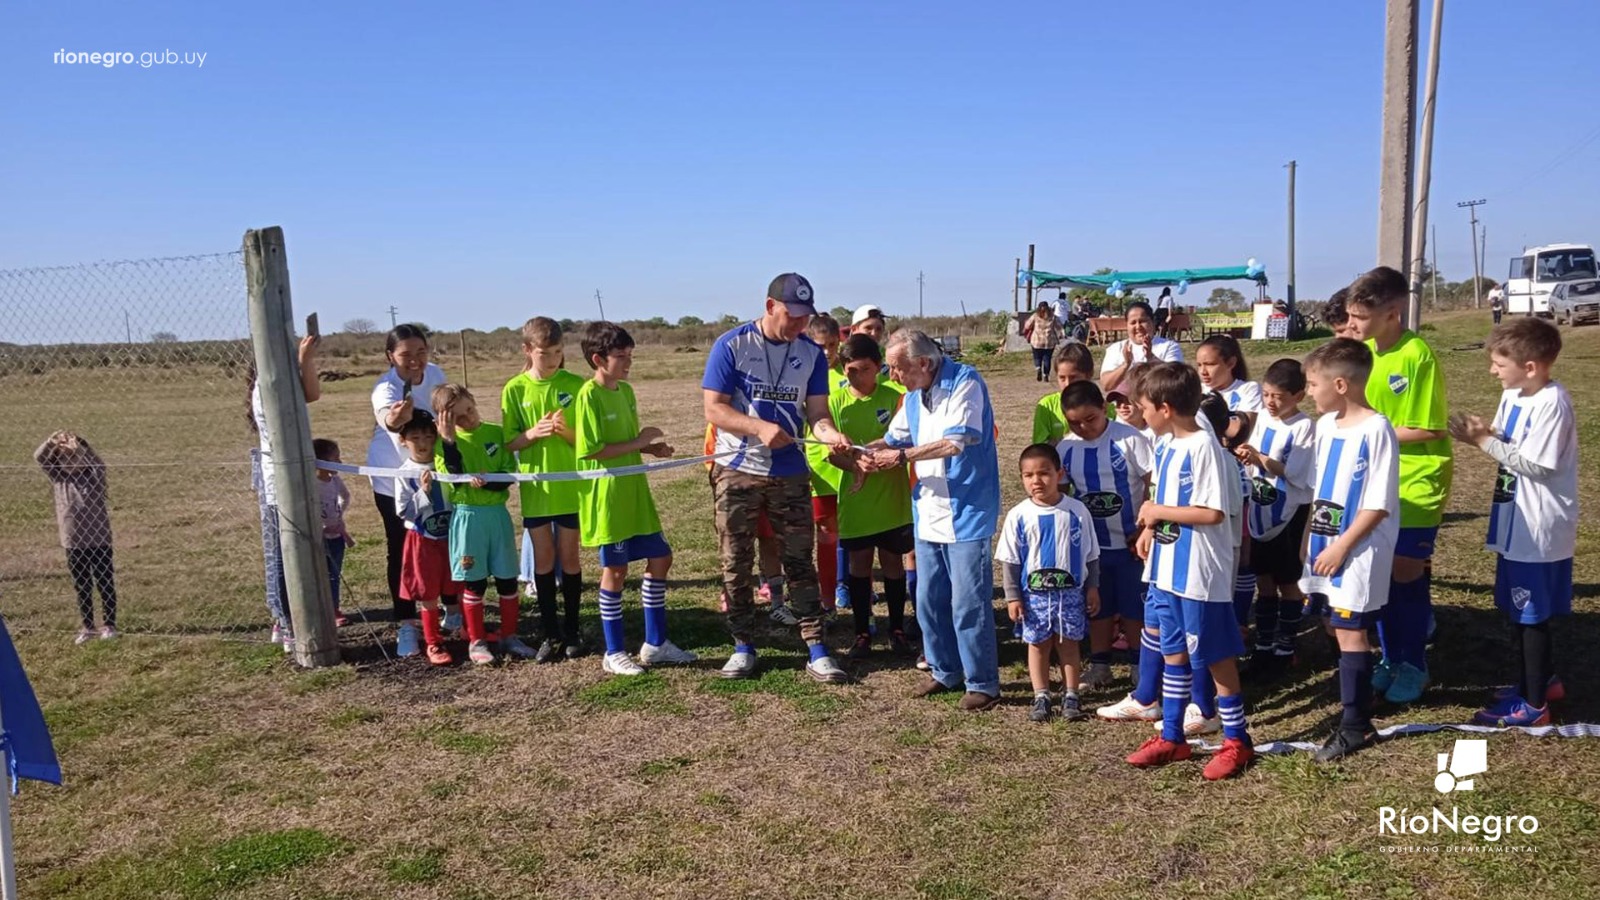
left=1506, top=243, right=1598, bottom=316
left=1549, top=278, right=1600, bottom=326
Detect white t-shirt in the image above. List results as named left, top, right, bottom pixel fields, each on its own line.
left=1144, top=431, right=1237, bottom=603
left=250, top=383, right=275, bottom=506
left=995, top=495, right=1100, bottom=591
left=1300, top=412, right=1400, bottom=613
left=367, top=363, right=448, bottom=497
left=1056, top=420, right=1153, bottom=552
left=1244, top=410, right=1315, bottom=540
left=1100, top=337, right=1184, bottom=374
left=1486, top=383, right=1578, bottom=563
left=1156, top=293, right=1175, bottom=312
left=1212, top=379, right=1263, bottom=413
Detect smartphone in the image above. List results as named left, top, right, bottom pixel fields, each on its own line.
left=305, top=312, right=320, bottom=339
left=400, top=378, right=413, bottom=401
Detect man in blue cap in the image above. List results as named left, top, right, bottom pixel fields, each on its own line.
left=703, top=273, right=855, bottom=682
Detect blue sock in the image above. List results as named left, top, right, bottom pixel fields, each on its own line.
left=1233, top=573, right=1257, bottom=628
left=1161, top=663, right=1191, bottom=743
left=1191, top=665, right=1217, bottom=719
left=598, top=588, right=625, bottom=654
left=641, top=577, right=667, bottom=647
left=1339, top=651, right=1374, bottom=730
left=835, top=544, right=848, bottom=593
left=1383, top=575, right=1431, bottom=670
left=1132, top=630, right=1163, bottom=705
left=734, top=642, right=756, bottom=656
left=808, top=642, right=829, bottom=662
left=1408, top=570, right=1433, bottom=670
left=1089, top=650, right=1112, bottom=666
left=906, top=568, right=918, bottom=604
left=1217, top=692, right=1250, bottom=743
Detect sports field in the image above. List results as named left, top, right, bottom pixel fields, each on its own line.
left=9, top=310, right=1600, bottom=899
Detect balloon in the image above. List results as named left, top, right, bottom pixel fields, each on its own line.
left=1109, top=279, right=1124, bottom=294
left=1017, top=271, right=1031, bottom=287
left=1247, top=257, right=1259, bottom=270
left=1114, top=289, right=1126, bottom=299
left=1177, top=279, right=1189, bottom=295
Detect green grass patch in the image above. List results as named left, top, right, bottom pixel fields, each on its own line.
left=634, top=754, right=694, bottom=781
left=287, top=666, right=356, bottom=696
left=699, top=667, right=850, bottom=719
left=574, top=671, right=680, bottom=712
left=328, top=705, right=384, bottom=728
left=204, top=828, right=347, bottom=890
left=384, top=847, right=447, bottom=885
left=419, top=721, right=508, bottom=756
left=913, top=874, right=997, bottom=900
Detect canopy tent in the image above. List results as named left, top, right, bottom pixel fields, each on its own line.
left=1021, top=265, right=1268, bottom=290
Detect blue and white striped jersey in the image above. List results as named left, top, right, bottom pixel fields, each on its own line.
left=1300, top=412, right=1399, bottom=613
left=1057, top=420, right=1152, bottom=552
left=1144, top=431, right=1237, bottom=603
left=1486, top=383, right=1577, bottom=563
left=701, top=322, right=830, bottom=478
left=1243, top=411, right=1315, bottom=540
left=995, top=495, right=1100, bottom=592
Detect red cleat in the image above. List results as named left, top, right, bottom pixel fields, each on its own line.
left=1203, top=738, right=1256, bottom=781
left=425, top=644, right=453, bottom=667
left=1126, top=735, right=1192, bottom=768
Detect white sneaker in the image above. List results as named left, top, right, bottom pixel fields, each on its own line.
left=639, top=640, right=698, bottom=666
left=523, top=581, right=538, bottom=600
left=500, top=635, right=539, bottom=660
left=468, top=639, right=495, bottom=665
left=442, top=608, right=463, bottom=635
left=769, top=605, right=800, bottom=626
left=602, top=651, right=646, bottom=676
left=1080, top=662, right=1114, bottom=690
left=74, top=627, right=95, bottom=645
left=396, top=622, right=421, bottom=658
left=806, top=654, right=848, bottom=684
left=720, top=650, right=759, bottom=679
left=280, top=626, right=295, bottom=654
left=1096, top=693, right=1161, bottom=722
left=1152, top=702, right=1221, bottom=736
left=98, top=626, right=118, bottom=640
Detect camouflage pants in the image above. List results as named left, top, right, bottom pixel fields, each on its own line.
left=710, top=465, right=823, bottom=644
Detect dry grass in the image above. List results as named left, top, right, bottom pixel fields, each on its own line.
left=8, top=310, right=1600, bottom=899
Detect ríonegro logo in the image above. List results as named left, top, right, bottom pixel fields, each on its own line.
left=1377, top=739, right=1540, bottom=851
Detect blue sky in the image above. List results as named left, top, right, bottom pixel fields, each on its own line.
left=4, top=0, right=1598, bottom=335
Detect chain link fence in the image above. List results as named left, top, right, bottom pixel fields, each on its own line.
left=0, top=252, right=272, bottom=638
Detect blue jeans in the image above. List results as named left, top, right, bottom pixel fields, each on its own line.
left=915, top=538, right=1000, bottom=696
left=324, top=538, right=346, bottom=610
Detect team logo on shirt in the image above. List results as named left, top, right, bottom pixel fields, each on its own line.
left=1250, top=476, right=1280, bottom=506
left=1111, top=453, right=1127, bottom=473
left=876, top=407, right=892, bottom=425
left=1153, top=521, right=1180, bottom=545
left=485, top=442, right=500, bottom=457
left=789, top=356, right=804, bottom=370
left=1389, top=374, right=1410, bottom=395
left=420, top=509, right=452, bottom=539
left=1310, top=499, right=1345, bottom=536
left=1082, top=491, right=1124, bottom=519
left=557, top=391, right=574, bottom=408
left=1026, top=568, right=1078, bottom=591
left=1493, top=467, right=1517, bottom=504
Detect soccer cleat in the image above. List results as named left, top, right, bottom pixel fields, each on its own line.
left=889, top=629, right=914, bottom=656
left=1112, top=631, right=1130, bottom=652
left=396, top=622, right=422, bottom=658
left=1202, top=738, right=1256, bottom=780
left=835, top=585, right=852, bottom=610
left=563, top=639, right=588, bottom=660
left=334, top=611, right=349, bottom=627
left=1028, top=694, right=1053, bottom=723
left=523, top=581, right=538, bottom=600
left=467, top=640, right=495, bottom=665
left=1492, top=675, right=1566, bottom=705
left=534, top=639, right=560, bottom=664
left=757, top=582, right=773, bottom=605
left=1371, top=657, right=1396, bottom=693
left=639, top=640, right=698, bottom=666
left=1474, top=699, right=1550, bottom=727
left=718, top=591, right=729, bottom=613
left=500, top=635, right=539, bottom=660
left=1126, top=735, right=1192, bottom=768
left=846, top=634, right=873, bottom=660
left=601, top=651, right=646, bottom=676
left=74, top=627, right=95, bottom=646
left=1060, top=694, right=1089, bottom=722
left=442, top=608, right=464, bottom=635
left=1383, top=662, right=1429, bottom=704
left=769, top=605, right=800, bottom=626
left=1313, top=728, right=1377, bottom=763
left=425, top=644, right=453, bottom=666
left=807, top=655, right=849, bottom=684
left=98, top=626, right=118, bottom=640
left=1097, top=694, right=1162, bottom=722
left=1080, top=662, right=1114, bottom=691
left=1154, top=703, right=1221, bottom=737
left=720, top=650, right=759, bottom=680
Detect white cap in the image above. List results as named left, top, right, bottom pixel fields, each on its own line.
left=850, top=304, right=886, bottom=326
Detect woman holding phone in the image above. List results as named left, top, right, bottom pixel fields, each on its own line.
left=367, top=323, right=450, bottom=657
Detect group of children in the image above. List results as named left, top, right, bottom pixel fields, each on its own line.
left=1004, top=265, right=1576, bottom=778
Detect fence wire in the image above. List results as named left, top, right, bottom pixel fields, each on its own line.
left=0, top=252, right=269, bottom=638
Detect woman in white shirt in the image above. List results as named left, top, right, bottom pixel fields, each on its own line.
left=1100, top=301, right=1184, bottom=395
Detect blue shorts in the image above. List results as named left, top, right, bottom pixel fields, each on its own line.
left=524, top=513, right=580, bottom=530
left=1395, top=526, right=1439, bottom=560
left=1021, top=588, right=1087, bottom=644
left=598, top=532, right=672, bottom=568
left=1495, top=557, right=1573, bottom=625
left=1090, top=548, right=1146, bottom=622
left=450, top=504, right=519, bottom=583
left=1324, top=605, right=1381, bottom=631
left=1148, top=585, right=1246, bottom=667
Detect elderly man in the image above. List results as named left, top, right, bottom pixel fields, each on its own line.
left=868, top=329, right=1002, bottom=709
left=703, top=273, right=855, bottom=683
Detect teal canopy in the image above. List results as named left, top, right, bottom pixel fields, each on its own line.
left=1022, top=266, right=1268, bottom=289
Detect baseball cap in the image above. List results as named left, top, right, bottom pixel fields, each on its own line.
left=767, top=273, right=817, bottom=317
left=850, top=304, right=886, bottom=327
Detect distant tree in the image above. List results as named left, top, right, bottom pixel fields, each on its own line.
left=342, top=318, right=377, bottom=335
left=1206, top=287, right=1247, bottom=312
left=677, top=315, right=704, bottom=328
left=830, top=306, right=852, bottom=321
left=645, top=316, right=669, bottom=327
left=149, top=331, right=179, bottom=343
left=717, top=314, right=741, bottom=327
left=558, top=319, right=577, bottom=333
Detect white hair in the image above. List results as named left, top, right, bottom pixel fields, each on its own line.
left=887, top=328, right=942, bottom=362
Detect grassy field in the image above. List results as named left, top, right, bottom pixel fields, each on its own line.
left=7, top=309, right=1600, bottom=899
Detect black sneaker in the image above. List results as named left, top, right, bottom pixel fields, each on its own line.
left=1313, top=727, right=1376, bottom=763
left=563, top=639, right=589, bottom=660
left=533, top=639, right=561, bottom=664
left=889, top=629, right=914, bottom=656
left=1028, top=694, right=1053, bottom=723
left=1060, top=693, right=1089, bottom=721
left=847, top=634, right=873, bottom=660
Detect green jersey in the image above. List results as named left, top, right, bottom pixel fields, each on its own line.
left=1032, top=392, right=1067, bottom=445
left=573, top=379, right=662, bottom=548
left=435, top=422, right=513, bottom=508
left=501, top=369, right=585, bottom=518
left=829, top=383, right=912, bottom=539
left=804, top=363, right=851, bottom=497
left=1365, top=331, right=1453, bottom=528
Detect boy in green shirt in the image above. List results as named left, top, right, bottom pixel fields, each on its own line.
left=575, top=321, right=697, bottom=677
left=502, top=316, right=588, bottom=662
left=829, top=334, right=915, bottom=659
left=1345, top=266, right=1453, bottom=703
left=1031, top=343, right=1094, bottom=445
left=803, top=315, right=847, bottom=618
left=433, top=383, right=535, bottom=665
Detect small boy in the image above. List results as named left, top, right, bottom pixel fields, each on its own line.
left=1345, top=266, right=1452, bottom=703
left=1054, top=382, right=1155, bottom=704
left=394, top=412, right=461, bottom=665
left=1233, top=360, right=1315, bottom=674
left=1032, top=343, right=1095, bottom=445
left=1448, top=317, right=1576, bottom=726
left=1000, top=443, right=1102, bottom=722
left=1126, top=362, right=1254, bottom=780
left=434, top=383, right=537, bottom=664
left=313, top=439, right=355, bottom=627
left=575, top=322, right=697, bottom=676
left=35, top=430, right=118, bottom=643
left=803, top=315, right=846, bottom=615
left=502, top=316, right=588, bottom=662
left=1299, top=339, right=1400, bottom=762
left=1323, top=289, right=1353, bottom=339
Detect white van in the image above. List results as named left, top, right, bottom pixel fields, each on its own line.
left=1506, top=243, right=1598, bottom=316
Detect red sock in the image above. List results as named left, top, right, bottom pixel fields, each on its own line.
left=818, top=534, right=838, bottom=611
left=420, top=605, right=443, bottom=647
left=499, top=595, right=520, bottom=641
left=462, top=593, right=487, bottom=642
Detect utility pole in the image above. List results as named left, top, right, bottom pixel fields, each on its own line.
left=1026, top=243, right=1036, bottom=313
left=1378, top=0, right=1420, bottom=279
left=1013, top=258, right=1020, bottom=314
left=1459, top=199, right=1486, bottom=309
left=918, top=271, right=925, bottom=317
left=594, top=289, right=606, bottom=321
left=1431, top=224, right=1439, bottom=309
left=1286, top=160, right=1297, bottom=316
left=387, top=305, right=399, bottom=329
left=1407, top=0, right=1444, bottom=330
